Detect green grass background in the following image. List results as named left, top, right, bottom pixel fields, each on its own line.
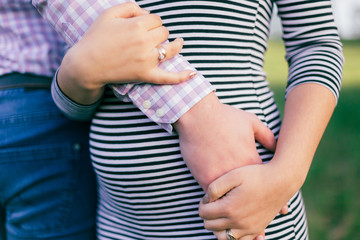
left=264, top=39, right=360, bottom=239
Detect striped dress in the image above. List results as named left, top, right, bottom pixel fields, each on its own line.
left=89, top=0, right=343, bottom=239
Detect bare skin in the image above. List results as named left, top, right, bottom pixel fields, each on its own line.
left=199, top=83, right=336, bottom=240
left=57, top=3, right=288, bottom=239
left=58, top=2, right=194, bottom=105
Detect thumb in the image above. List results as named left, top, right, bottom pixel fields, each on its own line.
left=280, top=204, right=289, bottom=215
left=104, top=2, right=149, bottom=19
left=203, top=169, right=242, bottom=203
left=252, top=116, right=276, bottom=152
left=147, top=67, right=194, bottom=85
left=254, top=231, right=265, bottom=240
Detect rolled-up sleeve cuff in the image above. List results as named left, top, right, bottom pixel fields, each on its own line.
left=51, top=70, right=101, bottom=121
left=112, top=73, right=214, bottom=134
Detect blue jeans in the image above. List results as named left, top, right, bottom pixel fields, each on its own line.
left=0, top=85, right=97, bottom=239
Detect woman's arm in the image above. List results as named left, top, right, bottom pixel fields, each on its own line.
left=37, top=0, right=278, bottom=193
left=271, top=83, right=336, bottom=190
left=199, top=83, right=337, bottom=240
left=56, top=3, right=192, bottom=106
left=33, top=0, right=214, bottom=131
left=198, top=0, right=344, bottom=239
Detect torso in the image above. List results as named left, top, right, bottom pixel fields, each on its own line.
left=91, top=1, right=308, bottom=239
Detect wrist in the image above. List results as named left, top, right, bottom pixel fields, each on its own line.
left=268, top=156, right=309, bottom=196
left=172, top=92, right=222, bottom=190
left=62, top=45, right=106, bottom=91
left=58, top=49, right=105, bottom=105
left=173, top=92, right=221, bottom=134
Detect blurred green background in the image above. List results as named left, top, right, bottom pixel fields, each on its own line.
left=264, top=39, right=360, bottom=239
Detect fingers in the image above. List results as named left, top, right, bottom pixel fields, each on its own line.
left=279, top=204, right=289, bottom=215
left=131, top=13, right=163, bottom=31
left=199, top=198, right=228, bottom=220
left=146, top=38, right=195, bottom=84
left=143, top=37, right=195, bottom=84
left=153, top=38, right=184, bottom=61
left=148, top=25, right=170, bottom=47
left=104, top=2, right=149, bottom=19
left=205, top=169, right=241, bottom=202
left=103, top=4, right=195, bottom=86
left=239, top=236, right=256, bottom=240
left=213, top=229, right=248, bottom=240
left=254, top=231, right=265, bottom=240
left=198, top=169, right=241, bottom=211
left=146, top=67, right=195, bottom=85
left=216, top=229, right=255, bottom=240
left=203, top=218, right=230, bottom=231
left=129, top=14, right=178, bottom=61
left=213, top=229, right=264, bottom=240
left=251, top=115, right=276, bottom=152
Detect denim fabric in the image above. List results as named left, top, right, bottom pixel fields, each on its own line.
left=0, top=85, right=97, bottom=240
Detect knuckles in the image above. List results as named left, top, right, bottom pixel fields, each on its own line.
left=202, top=220, right=213, bottom=230
left=133, top=37, right=149, bottom=48
left=130, top=19, right=147, bottom=32
left=159, top=26, right=170, bottom=38
left=205, top=183, right=220, bottom=202
left=121, top=2, right=139, bottom=14
left=198, top=205, right=206, bottom=219
left=222, top=204, right=238, bottom=220
left=149, top=13, right=163, bottom=26
left=101, top=2, right=139, bottom=17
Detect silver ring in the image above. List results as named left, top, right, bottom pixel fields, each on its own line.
left=157, top=46, right=166, bottom=62
left=226, top=229, right=237, bottom=240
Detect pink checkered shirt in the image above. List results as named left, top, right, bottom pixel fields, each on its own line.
left=33, top=0, right=214, bottom=132
left=0, top=1, right=65, bottom=77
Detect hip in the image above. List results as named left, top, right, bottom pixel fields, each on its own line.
left=0, top=85, right=90, bottom=148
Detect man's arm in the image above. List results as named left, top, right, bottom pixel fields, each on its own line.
left=33, top=0, right=277, bottom=191
left=33, top=0, right=214, bottom=133
left=54, top=3, right=198, bottom=121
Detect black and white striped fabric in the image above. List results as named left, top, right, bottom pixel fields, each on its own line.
left=90, top=0, right=343, bottom=239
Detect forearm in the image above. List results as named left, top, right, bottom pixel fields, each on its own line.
left=57, top=48, right=105, bottom=105
left=197, top=83, right=337, bottom=239
left=174, top=92, right=276, bottom=191
left=34, top=0, right=214, bottom=132
left=51, top=72, right=101, bottom=121
left=271, top=83, right=336, bottom=192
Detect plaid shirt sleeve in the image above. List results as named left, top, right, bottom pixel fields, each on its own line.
left=32, top=0, right=214, bottom=133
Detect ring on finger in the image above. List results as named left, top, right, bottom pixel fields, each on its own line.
left=226, top=229, right=237, bottom=240
left=157, top=46, right=166, bottom=62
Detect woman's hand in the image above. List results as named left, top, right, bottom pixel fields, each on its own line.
left=198, top=84, right=337, bottom=239
left=174, top=93, right=277, bottom=190
left=58, top=2, right=193, bottom=105
left=173, top=93, right=289, bottom=240
left=198, top=162, right=297, bottom=240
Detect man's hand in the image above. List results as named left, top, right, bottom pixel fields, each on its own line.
left=173, top=92, right=276, bottom=191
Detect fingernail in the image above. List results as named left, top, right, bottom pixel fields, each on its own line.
left=202, top=194, right=209, bottom=204
left=188, top=71, right=197, bottom=79
left=174, top=38, right=184, bottom=47
left=256, top=235, right=264, bottom=240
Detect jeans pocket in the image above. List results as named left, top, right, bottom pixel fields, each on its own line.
left=0, top=142, right=83, bottom=237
